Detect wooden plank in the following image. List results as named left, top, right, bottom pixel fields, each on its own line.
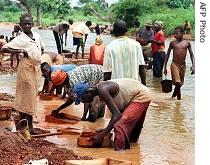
left=65, top=157, right=132, bottom=165
left=45, top=115, right=79, bottom=124
left=77, top=131, right=112, bottom=148
left=31, top=131, right=62, bottom=138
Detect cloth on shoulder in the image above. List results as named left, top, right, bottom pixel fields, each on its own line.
left=73, top=82, right=89, bottom=105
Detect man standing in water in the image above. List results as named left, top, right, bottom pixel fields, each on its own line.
left=164, top=26, right=195, bottom=100
left=52, top=19, right=73, bottom=54
left=1, top=13, right=45, bottom=134
left=73, top=78, right=151, bottom=150
left=103, top=20, right=146, bottom=85
left=72, top=21, right=92, bottom=59
left=148, top=20, right=165, bottom=78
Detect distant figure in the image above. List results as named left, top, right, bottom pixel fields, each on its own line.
left=52, top=19, right=73, bottom=54
left=72, top=21, right=92, bottom=59
left=183, top=20, right=192, bottom=35
left=148, top=20, right=165, bottom=78
left=164, top=26, right=195, bottom=100
left=10, top=25, right=21, bottom=68
left=0, top=35, right=7, bottom=66
left=95, top=24, right=100, bottom=35
left=41, top=52, right=63, bottom=66
left=103, top=20, right=146, bottom=85
left=89, top=35, right=105, bottom=65
left=137, top=20, right=154, bottom=64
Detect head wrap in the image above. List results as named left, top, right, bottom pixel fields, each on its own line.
left=145, top=20, right=153, bottom=26
left=51, top=70, right=67, bottom=85
left=95, top=35, right=103, bottom=45
left=73, top=82, right=89, bottom=105
left=154, top=21, right=164, bottom=28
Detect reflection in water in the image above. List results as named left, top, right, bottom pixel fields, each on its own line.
left=0, top=28, right=194, bottom=165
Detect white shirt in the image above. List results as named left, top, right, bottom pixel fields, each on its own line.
left=3, top=31, right=44, bottom=62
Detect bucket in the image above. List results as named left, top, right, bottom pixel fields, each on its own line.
left=16, top=119, right=32, bottom=141
left=161, top=79, right=172, bottom=93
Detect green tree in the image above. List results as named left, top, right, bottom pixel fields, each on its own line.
left=112, top=0, right=143, bottom=28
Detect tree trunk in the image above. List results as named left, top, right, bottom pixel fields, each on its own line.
left=36, top=6, right=42, bottom=26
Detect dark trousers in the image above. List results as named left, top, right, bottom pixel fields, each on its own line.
left=152, top=51, right=165, bottom=77
left=53, top=31, right=62, bottom=54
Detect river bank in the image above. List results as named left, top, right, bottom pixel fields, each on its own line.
left=0, top=25, right=195, bottom=165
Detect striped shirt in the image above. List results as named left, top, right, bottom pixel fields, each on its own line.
left=102, top=36, right=145, bottom=80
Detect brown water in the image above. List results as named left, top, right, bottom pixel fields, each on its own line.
left=0, top=28, right=194, bottom=164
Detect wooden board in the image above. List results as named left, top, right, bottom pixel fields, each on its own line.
left=77, top=131, right=112, bottom=148
left=45, top=114, right=79, bottom=124
left=65, top=157, right=132, bottom=165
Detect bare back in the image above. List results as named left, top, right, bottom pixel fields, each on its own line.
left=171, top=40, right=191, bottom=65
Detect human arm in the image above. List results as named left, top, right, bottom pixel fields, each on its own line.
left=81, top=103, right=91, bottom=121
left=64, top=30, right=68, bottom=46
left=139, top=65, right=146, bottom=86
left=188, top=42, right=195, bottom=75
left=1, top=47, right=28, bottom=58
left=91, top=83, right=121, bottom=146
left=84, top=34, right=88, bottom=46
left=51, top=91, right=76, bottom=116
left=41, top=77, right=50, bottom=94
left=164, top=42, right=173, bottom=75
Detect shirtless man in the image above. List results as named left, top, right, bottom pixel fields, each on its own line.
left=76, top=78, right=151, bottom=150
left=164, top=26, right=195, bottom=100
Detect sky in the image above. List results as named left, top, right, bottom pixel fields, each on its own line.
left=71, top=0, right=119, bottom=7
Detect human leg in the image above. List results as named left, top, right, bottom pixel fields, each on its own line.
left=53, top=31, right=62, bottom=54
left=113, top=101, right=150, bottom=150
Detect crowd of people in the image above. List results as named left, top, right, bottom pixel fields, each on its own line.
left=0, top=13, right=195, bottom=151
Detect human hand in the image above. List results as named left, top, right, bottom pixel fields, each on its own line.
left=91, top=133, right=104, bottom=147
left=22, top=50, right=28, bottom=58
left=190, top=65, right=195, bottom=75
left=51, top=109, right=59, bottom=116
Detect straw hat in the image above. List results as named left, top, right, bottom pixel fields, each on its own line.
left=51, top=70, right=67, bottom=85
left=154, top=21, right=164, bottom=28
left=145, top=20, right=153, bottom=26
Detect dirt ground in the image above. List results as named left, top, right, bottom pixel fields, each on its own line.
left=0, top=60, right=17, bottom=75
left=0, top=130, right=91, bottom=165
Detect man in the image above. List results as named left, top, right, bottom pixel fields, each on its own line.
left=103, top=20, right=146, bottom=85
left=41, top=52, right=63, bottom=66
left=50, top=64, right=106, bottom=122
left=72, top=21, right=92, bottom=59
left=74, top=78, right=151, bottom=150
left=52, top=19, right=73, bottom=54
left=136, top=20, right=154, bottom=66
left=148, top=20, right=165, bottom=78
left=164, top=26, right=195, bottom=100
left=40, top=62, right=76, bottom=97
left=1, top=13, right=45, bottom=134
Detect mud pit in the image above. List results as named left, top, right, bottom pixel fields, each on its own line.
left=0, top=130, right=92, bottom=165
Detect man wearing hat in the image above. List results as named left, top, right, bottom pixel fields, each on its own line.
left=137, top=20, right=154, bottom=68
left=148, top=20, right=165, bottom=77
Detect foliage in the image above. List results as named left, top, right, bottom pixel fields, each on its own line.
left=112, top=0, right=142, bottom=27
left=166, top=0, right=194, bottom=9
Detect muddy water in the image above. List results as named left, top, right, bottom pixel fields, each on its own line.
left=0, top=28, right=194, bottom=164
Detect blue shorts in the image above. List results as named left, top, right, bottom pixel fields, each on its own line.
left=73, top=37, right=83, bottom=46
